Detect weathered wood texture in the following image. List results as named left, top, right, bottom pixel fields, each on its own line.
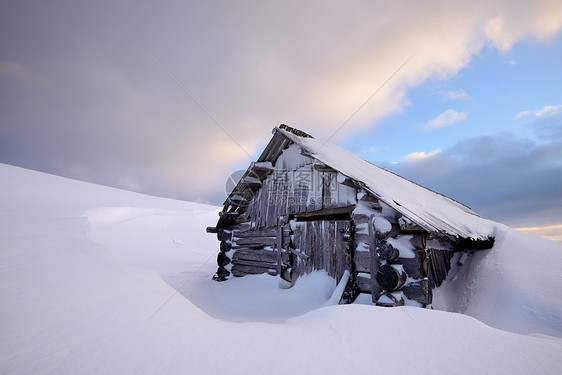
left=216, top=223, right=293, bottom=278
left=356, top=274, right=371, bottom=293
left=291, top=220, right=351, bottom=284
left=231, top=248, right=290, bottom=264
left=368, top=215, right=381, bottom=302
left=350, top=204, right=435, bottom=305
left=243, top=163, right=357, bottom=229
left=428, top=248, right=454, bottom=288
left=375, top=265, right=406, bottom=292
left=402, top=279, right=432, bottom=305
left=231, top=264, right=277, bottom=277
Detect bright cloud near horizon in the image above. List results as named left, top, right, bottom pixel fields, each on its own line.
left=1, top=1, right=562, bottom=240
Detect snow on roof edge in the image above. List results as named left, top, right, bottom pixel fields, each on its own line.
left=275, top=127, right=494, bottom=241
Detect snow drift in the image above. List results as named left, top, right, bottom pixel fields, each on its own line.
left=1, top=163, right=561, bottom=374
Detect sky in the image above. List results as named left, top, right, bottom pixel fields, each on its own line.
left=1, top=1, right=561, bottom=240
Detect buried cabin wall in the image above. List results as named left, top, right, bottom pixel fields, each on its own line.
left=352, top=192, right=433, bottom=306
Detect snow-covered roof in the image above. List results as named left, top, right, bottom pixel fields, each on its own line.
left=276, top=127, right=495, bottom=240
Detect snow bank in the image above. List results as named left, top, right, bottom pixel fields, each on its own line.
left=433, top=224, right=562, bottom=337
left=1, top=163, right=562, bottom=375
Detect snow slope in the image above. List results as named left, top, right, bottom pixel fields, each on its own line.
left=1, top=163, right=562, bottom=374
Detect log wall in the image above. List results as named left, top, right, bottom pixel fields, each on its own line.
left=212, top=141, right=463, bottom=307
left=351, top=193, right=434, bottom=306
left=242, top=154, right=356, bottom=230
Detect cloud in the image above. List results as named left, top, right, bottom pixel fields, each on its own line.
left=1, top=1, right=562, bottom=203
left=387, top=113, right=562, bottom=231
left=402, top=149, right=442, bottom=161
left=536, top=104, right=562, bottom=116
left=516, top=104, right=562, bottom=118
left=441, top=89, right=472, bottom=100
left=515, top=110, right=533, bottom=119
left=427, top=109, right=468, bottom=128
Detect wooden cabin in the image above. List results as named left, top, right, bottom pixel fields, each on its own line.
left=207, top=125, right=494, bottom=307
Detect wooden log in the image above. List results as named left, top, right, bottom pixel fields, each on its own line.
left=356, top=274, right=371, bottom=293
left=219, top=211, right=240, bottom=218
left=229, top=222, right=252, bottom=231
left=352, top=213, right=371, bottom=223
left=232, top=236, right=276, bottom=247
left=368, top=215, right=381, bottom=302
left=402, top=279, right=432, bottom=305
left=231, top=264, right=273, bottom=277
left=376, top=241, right=399, bottom=261
left=213, top=266, right=230, bottom=281
left=231, top=258, right=278, bottom=269
left=293, top=204, right=355, bottom=218
left=399, top=256, right=423, bottom=279
left=375, top=265, right=406, bottom=292
left=220, top=241, right=232, bottom=253
left=206, top=226, right=218, bottom=233
left=354, top=251, right=370, bottom=273
left=217, top=252, right=231, bottom=266
left=276, top=224, right=283, bottom=276
left=354, top=233, right=370, bottom=245
left=232, top=228, right=278, bottom=238
left=217, top=229, right=231, bottom=241
left=288, top=246, right=309, bottom=260
left=250, top=161, right=274, bottom=172
left=233, top=249, right=289, bottom=264
left=397, top=248, right=429, bottom=279
left=241, top=175, right=262, bottom=186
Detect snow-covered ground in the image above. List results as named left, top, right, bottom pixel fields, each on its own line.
left=1, top=163, right=561, bottom=374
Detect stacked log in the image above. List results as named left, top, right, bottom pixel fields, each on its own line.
left=214, top=226, right=291, bottom=280
left=352, top=193, right=433, bottom=306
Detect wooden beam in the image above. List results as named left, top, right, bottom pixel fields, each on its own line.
left=402, top=279, right=432, bottom=305
left=356, top=274, right=371, bottom=293
left=293, top=204, right=355, bottom=218
left=287, top=246, right=309, bottom=260
left=231, top=264, right=274, bottom=277
left=232, top=249, right=290, bottom=264
left=219, top=211, right=240, bottom=218
left=354, top=251, right=370, bottom=273
left=250, top=161, right=274, bottom=172
left=206, top=226, right=218, bottom=233
left=276, top=224, right=282, bottom=276
left=232, top=228, right=281, bottom=238
left=231, top=258, right=278, bottom=269
left=368, top=215, right=381, bottom=302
